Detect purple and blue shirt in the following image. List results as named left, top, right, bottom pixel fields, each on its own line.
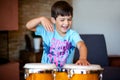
left=35, top=24, right=83, bottom=68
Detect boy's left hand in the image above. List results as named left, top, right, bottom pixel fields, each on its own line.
left=75, top=59, right=90, bottom=66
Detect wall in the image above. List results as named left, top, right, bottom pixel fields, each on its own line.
left=72, top=0, right=120, bottom=55
left=0, top=0, right=72, bottom=61
left=0, top=0, right=18, bottom=30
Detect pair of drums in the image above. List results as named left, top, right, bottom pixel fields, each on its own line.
left=24, top=63, right=103, bottom=80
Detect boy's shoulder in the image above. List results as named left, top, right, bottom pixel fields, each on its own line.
left=67, top=29, right=79, bottom=35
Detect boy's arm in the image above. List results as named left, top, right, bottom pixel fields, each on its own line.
left=75, top=41, right=90, bottom=65
left=26, top=16, right=53, bottom=32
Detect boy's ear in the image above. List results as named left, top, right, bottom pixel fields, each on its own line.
left=51, top=17, right=56, bottom=24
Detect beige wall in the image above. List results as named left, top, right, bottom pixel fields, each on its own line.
left=72, top=0, right=120, bottom=55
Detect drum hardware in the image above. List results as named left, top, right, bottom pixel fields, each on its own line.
left=25, top=69, right=53, bottom=73
left=53, top=68, right=70, bottom=80
left=99, top=73, right=103, bottom=80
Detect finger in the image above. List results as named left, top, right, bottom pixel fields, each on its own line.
left=49, top=25, right=54, bottom=32
left=45, top=24, right=53, bottom=32
left=75, top=61, right=82, bottom=65
left=84, top=62, right=90, bottom=66
left=44, top=24, right=51, bottom=31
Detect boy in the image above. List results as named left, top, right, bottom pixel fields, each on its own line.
left=26, top=1, right=90, bottom=68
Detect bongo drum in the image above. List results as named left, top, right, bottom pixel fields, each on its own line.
left=53, top=68, right=69, bottom=80
left=24, top=63, right=56, bottom=80
left=63, top=64, right=103, bottom=80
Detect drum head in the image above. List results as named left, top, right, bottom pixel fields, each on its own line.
left=24, top=63, right=56, bottom=70
left=63, top=64, right=103, bottom=70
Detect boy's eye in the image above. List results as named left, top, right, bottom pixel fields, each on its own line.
left=60, top=19, right=72, bottom=21
left=68, top=18, right=72, bottom=21
left=60, top=19, right=64, bottom=21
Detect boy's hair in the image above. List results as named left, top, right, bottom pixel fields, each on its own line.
left=51, top=1, right=73, bottom=19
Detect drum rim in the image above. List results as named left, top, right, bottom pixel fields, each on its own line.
left=70, top=69, right=103, bottom=74
left=25, top=69, right=53, bottom=73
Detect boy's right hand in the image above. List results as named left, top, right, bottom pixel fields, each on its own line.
left=40, top=17, right=54, bottom=32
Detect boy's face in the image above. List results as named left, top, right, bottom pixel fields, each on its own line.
left=52, top=15, right=72, bottom=36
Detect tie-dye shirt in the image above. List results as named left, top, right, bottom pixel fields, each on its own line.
left=35, top=24, right=83, bottom=68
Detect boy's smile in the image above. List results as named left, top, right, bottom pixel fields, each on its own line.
left=53, top=15, right=72, bottom=36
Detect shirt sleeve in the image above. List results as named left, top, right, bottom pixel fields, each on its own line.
left=35, top=24, right=45, bottom=36
left=72, top=31, right=83, bottom=45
